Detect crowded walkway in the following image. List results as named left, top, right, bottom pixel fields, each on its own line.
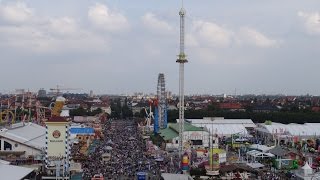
left=82, top=119, right=162, bottom=180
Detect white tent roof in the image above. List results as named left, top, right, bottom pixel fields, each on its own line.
left=185, top=118, right=255, bottom=133
left=201, top=124, right=249, bottom=137
left=184, top=119, right=210, bottom=124
left=0, top=159, right=10, bottom=165
left=211, top=118, right=255, bottom=126
left=246, top=150, right=275, bottom=158
left=0, top=164, right=34, bottom=180
left=249, top=144, right=275, bottom=152
left=186, top=118, right=255, bottom=127
left=247, top=162, right=265, bottom=169
left=60, top=109, right=70, bottom=117
left=302, top=162, right=312, bottom=170
left=259, top=122, right=320, bottom=136
left=0, top=122, right=46, bottom=150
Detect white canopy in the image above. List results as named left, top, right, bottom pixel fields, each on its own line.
left=259, top=122, right=320, bottom=136
left=302, top=162, right=312, bottom=170
left=246, top=150, right=275, bottom=158
left=247, top=162, right=265, bottom=169
left=249, top=144, right=275, bottom=152
left=0, top=164, right=34, bottom=180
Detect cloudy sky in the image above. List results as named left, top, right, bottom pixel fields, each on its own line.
left=1, top=0, right=320, bottom=95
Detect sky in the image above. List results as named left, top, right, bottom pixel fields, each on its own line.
left=1, top=0, right=320, bottom=95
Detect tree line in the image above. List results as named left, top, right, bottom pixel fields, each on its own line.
left=69, top=107, right=103, bottom=116
left=167, top=107, right=320, bottom=124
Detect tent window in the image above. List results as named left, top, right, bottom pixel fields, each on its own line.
left=4, top=141, right=12, bottom=150
left=191, top=140, right=203, bottom=145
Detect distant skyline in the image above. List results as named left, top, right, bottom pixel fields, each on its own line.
left=1, top=0, right=320, bottom=95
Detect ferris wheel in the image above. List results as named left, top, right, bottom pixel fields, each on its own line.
left=157, top=73, right=167, bottom=130
left=0, top=96, right=18, bottom=124
left=0, top=110, right=15, bottom=124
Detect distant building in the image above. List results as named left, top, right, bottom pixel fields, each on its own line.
left=167, top=104, right=178, bottom=111
left=252, top=104, right=279, bottom=113
left=15, top=89, right=25, bottom=94
left=73, top=116, right=98, bottom=123
left=131, top=102, right=147, bottom=114
left=37, top=88, right=47, bottom=98
left=218, top=102, right=245, bottom=112
left=90, top=104, right=111, bottom=114
left=66, top=103, right=81, bottom=109
left=166, top=91, right=172, bottom=99
left=60, top=107, right=70, bottom=117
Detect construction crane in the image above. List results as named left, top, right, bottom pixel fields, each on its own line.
left=50, top=85, right=82, bottom=96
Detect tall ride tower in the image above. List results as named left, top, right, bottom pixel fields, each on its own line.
left=177, top=3, right=187, bottom=158
left=157, top=73, right=167, bottom=130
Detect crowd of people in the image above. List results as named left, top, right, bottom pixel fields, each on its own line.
left=81, top=119, right=164, bottom=180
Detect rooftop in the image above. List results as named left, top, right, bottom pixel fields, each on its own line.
left=0, top=163, right=34, bottom=179
left=159, top=128, right=178, bottom=141
left=198, top=123, right=249, bottom=137
left=185, top=117, right=256, bottom=128
left=169, top=123, right=203, bottom=132
left=158, top=123, right=204, bottom=141
left=46, top=116, right=68, bottom=122
left=259, top=122, right=320, bottom=136
left=69, top=127, right=95, bottom=134
left=0, top=122, right=45, bottom=150
left=268, top=146, right=287, bottom=157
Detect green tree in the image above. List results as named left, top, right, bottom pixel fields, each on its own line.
left=70, top=107, right=87, bottom=116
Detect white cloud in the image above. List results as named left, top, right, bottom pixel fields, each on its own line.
left=185, top=20, right=279, bottom=65
left=48, top=17, right=78, bottom=36
left=0, top=2, right=33, bottom=23
left=88, top=3, right=129, bottom=32
left=0, top=23, right=108, bottom=53
left=187, top=20, right=278, bottom=49
left=194, top=47, right=218, bottom=64
left=191, top=20, right=233, bottom=48
left=298, top=11, right=320, bottom=35
left=237, top=27, right=278, bottom=48
left=0, top=2, right=110, bottom=54
left=143, top=42, right=161, bottom=57
left=185, top=34, right=199, bottom=47
left=142, top=12, right=173, bottom=33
